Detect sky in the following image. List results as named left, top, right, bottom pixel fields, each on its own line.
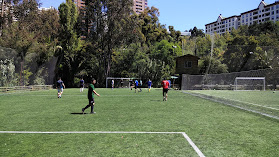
left=39, top=0, right=277, bottom=32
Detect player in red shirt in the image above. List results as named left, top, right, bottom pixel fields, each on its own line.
left=161, top=78, right=170, bottom=101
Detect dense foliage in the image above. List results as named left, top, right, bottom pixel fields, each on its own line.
left=1, top=0, right=279, bottom=87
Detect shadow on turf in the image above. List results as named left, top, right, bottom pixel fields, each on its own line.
left=70, top=113, right=88, bottom=115
left=150, top=100, right=162, bottom=102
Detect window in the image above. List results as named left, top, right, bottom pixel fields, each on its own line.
left=184, top=61, right=192, bottom=68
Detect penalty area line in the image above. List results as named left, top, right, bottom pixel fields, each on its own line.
left=0, top=131, right=205, bottom=157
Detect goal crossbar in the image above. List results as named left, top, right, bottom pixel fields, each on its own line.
left=234, top=77, right=265, bottom=91
left=106, top=77, right=137, bottom=88
left=235, top=77, right=265, bottom=80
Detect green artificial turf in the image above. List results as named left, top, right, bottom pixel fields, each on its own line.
left=0, top=88, right=278, bottom=156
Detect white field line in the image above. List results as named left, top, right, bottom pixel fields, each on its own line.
left=0, top=94, right=159, bottom=97
left=0, top=131, right=205, bottom=157
left=183, top=91, right=279, bottom=120
left=182, top=132, right=205, bottom=157
left=188, top=91, right=279, bottom=111
left=0, top=91, right=32, bottom=96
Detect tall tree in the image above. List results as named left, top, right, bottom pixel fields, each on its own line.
left=0, top=0, right=41, bottom=85
left=138, top=7, right=168, bottom=46
left=84, top=0, right=138, bottom=85
left=57, top=0, right=82, bottom=86
left=189, top=26, right=205, bottom=38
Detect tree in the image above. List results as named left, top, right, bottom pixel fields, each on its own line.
left=57, top=0, right=83, bottom=86
left=199, top=56, right=228, bottom=74
left=0, top=0, right=42, bottom=85
left=150, top=40, right=182, bottom=84
left=0, top=0, right=61, bottom=86
left=84, top=0, right=138, bottom=86
left=138, top=7, right=168, bottom=46
left=189, top=26, right=205, bottom=38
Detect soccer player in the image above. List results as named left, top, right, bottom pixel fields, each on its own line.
left=111, top=79, right=114, bottom=90
left=139, top=80, right=143, bottom=92
left=161, top=78, right=170, bottom=101
left=80, top=77, right=84, bottom=92
left=135, top=80, right=139, bottom=93
left=57, top=77, right=65, bottom=98
left=82, top=78, right=100, bottom=114
left=129, top=79, right=134, bottom=90
left=148, top=79, right=152, bottom=92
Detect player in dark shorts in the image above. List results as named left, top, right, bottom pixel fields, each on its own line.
left=135, top=80, right=139, bottom=93
left=80, top=78, right=84, bottom=92
left=57, top=77, right=65, bottom=98
left=161, top=78, right=170, bottom=101
left=82, top=78, right=100, bottom=114
left=129, top=79, right=134, bottom=90
left=148, top=79, right=152, bottom=92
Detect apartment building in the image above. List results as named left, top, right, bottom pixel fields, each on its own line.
left=0, top=1, right=18, bottom=22
left=39, top=6, right=55, bottom=11
left=133, top=0, right=148, bottom=14
left=205, top=0, right=279, bottom=35
left=1, top=0, right=8, bottom=18
left=72, top=0, right=148, bottom=14
left=72, top=0, right=85, bottom=11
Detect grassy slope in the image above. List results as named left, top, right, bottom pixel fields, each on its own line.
left=0, top=88, right=278, bottom=156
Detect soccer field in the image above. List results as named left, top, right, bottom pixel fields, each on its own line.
left=186, top=90, right=279, bottom=120
left=0, top=88, right=278, bottom=156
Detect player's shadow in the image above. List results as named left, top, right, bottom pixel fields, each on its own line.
left=150, top=100, right=161, bottom=102
left=70, top=113, right=88, bottom=115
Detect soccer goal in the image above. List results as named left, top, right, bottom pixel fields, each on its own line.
left=234, top=77, right=266, bottom=91
left=106, top=77, right=134, bottom=88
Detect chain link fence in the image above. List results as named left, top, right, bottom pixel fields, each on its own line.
left=181, top=68, right=279, bottom=90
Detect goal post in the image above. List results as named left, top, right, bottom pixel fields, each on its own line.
left=106, top=77, right=134, bottom=88
left=234, top=77, right=266, bottom=91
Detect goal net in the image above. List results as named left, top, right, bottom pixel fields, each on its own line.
left=234, top=77, right=266, bottom=91
left=106, top=77, right=134, bottom=88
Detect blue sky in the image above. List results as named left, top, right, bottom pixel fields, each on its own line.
left=39, top=0, right=277, bottom=32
